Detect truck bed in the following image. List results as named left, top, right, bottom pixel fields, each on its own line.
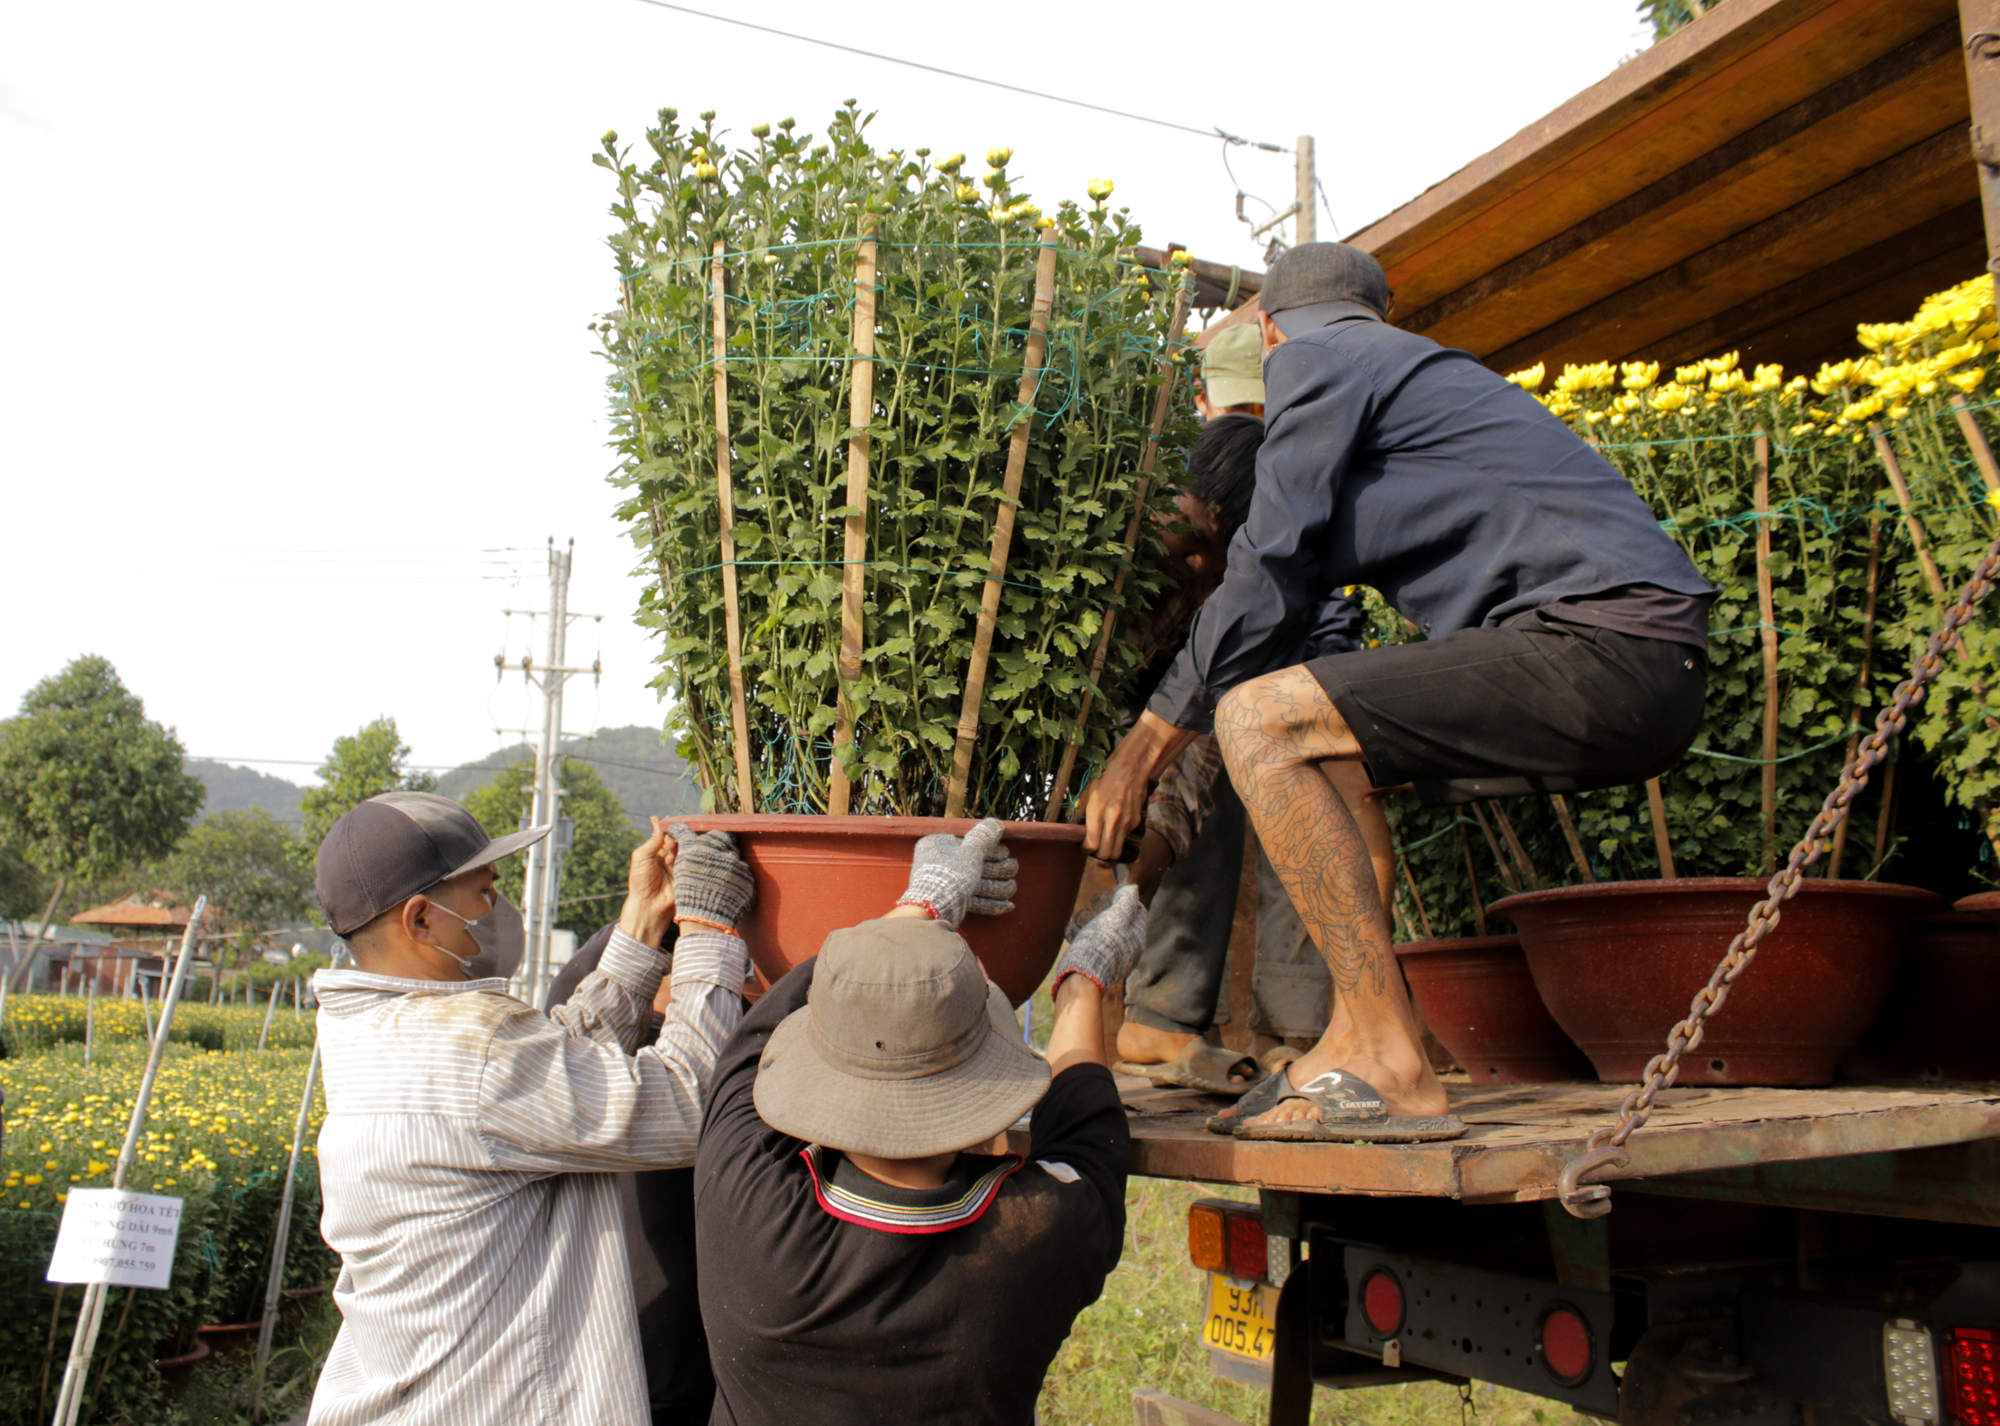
left=1006, top=1074, right=2000, bottom=1206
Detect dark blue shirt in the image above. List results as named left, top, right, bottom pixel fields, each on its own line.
left=1149, top=317, right=1712, bottom=731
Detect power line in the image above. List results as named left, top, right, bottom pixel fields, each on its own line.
left=628, top=0, right=1286, bottom=150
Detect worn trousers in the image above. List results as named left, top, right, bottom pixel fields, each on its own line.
left=1123, top=772, right=1332, bottom=1040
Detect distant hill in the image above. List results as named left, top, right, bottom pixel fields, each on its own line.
left=186, top=760, right=306, bottom=827
left=188, top=726, right=703, bottom=838
left=435, top=726, right=705, bottom=833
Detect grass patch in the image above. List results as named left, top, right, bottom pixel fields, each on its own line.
left=1038, top=1177, right=1560, bottom=1426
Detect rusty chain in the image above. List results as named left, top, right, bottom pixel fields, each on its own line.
left=1558, top=528, right=2000, bottom=1219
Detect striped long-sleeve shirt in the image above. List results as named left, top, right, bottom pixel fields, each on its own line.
left=307, top=927, right=749, bottom=1426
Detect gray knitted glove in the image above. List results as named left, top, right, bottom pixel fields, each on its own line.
left=1052, top=884, right=1148, bottom=994
left=895, top=817, right=1018, bottom=930
left=667, top=823, right=757, bottom=931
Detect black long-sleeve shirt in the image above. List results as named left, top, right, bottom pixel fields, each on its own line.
left=693, top=960, right=1130, bottom=1425
left=1149, top=315, right=1713, bottom=731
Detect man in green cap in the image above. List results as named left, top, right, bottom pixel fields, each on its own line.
left=1195, top=321, right=1267, bottom=421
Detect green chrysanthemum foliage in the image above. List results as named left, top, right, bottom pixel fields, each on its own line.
left=597, top=102, right=1193, bottom=818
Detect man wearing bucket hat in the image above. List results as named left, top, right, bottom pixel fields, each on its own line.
left=1195, top=321, right=1266, bottom=421
left=1080, top=241, right=1713, bottom=1144
left=693, top=819, right=1149, bottom=1425
left=306, top=791, right=757, bottom=1426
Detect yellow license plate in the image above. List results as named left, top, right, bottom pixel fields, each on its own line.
left=1202, top=1274, right=1278, bottom=1363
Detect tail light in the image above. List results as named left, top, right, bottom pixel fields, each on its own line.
left=1540, top=1304, right=1595, bottom=1387
left=1361, top=1268, right=1404, bottom=1335
left=1949, top=1327, right=1998, bottom=1426
left=1186, top=1198, right=1274, bottom=1282
left=1187, top=1202, right=1227, bottom=1273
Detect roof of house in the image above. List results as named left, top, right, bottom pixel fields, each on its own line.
left=69, top=894, right=196, bottom=929
left=1339, top=0, right=1978, bottom=376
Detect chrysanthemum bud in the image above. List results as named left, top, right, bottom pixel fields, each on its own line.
left=811, top=143, right=829, bottom=158
left=956, top=183, right=979, bottom=203
left=602, top=129, right=618, bottom=146
left=986, top=145, right=1012, bottom=167
left=700, top=110, right=716, bottom=122
left=779, top=117, right=795, bottom=130
left=751, top=122, right=771, bottom=138
left=983, top=170, right=1006, bottom=190
left=937, top=153, right=965, bottom=174
left=1086, top=178, right=1114, bottom=203
left=693, top=162, right=718, bottom=180
left=662, top=106, right=678, bottom=121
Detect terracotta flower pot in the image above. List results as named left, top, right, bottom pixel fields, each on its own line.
left=1490, top=878, right=1943, bottom=1086
left=153, top=1336, right=211, bottom=1394
left=1957, top=890, right=2000, bottom=929
left=1395, top=935, right=1594, bottom=1085
left=1840, top=911, right=2000, bottom=1082
left=673, top=815, right=1087, bottom=1006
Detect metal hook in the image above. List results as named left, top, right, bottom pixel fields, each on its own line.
left=1557, top=1145, right=1631, bottom=1220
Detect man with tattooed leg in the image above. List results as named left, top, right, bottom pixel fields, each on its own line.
left=1079, top=242, right=1713, bottom=1143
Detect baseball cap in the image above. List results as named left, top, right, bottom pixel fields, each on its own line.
left=1259, top=242, right=1391, bottom=337
left=754, top=916, right=1051, bottom=1158
left=1200, top=324, right=1265, bottom=408
left=315, top=791, right=551, bottom=935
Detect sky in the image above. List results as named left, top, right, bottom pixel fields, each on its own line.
left=1, top=0, right=1653, bottom=783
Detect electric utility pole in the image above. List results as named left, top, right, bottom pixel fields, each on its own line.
left=494, top=538, right=597, bottom=1007
left=1296, top=135, right=1316, bottom=246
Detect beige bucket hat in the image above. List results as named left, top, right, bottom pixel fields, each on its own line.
left=1200, top=323, right=1265, bottom=408
left=754, top=916, right=1051, bottom=1159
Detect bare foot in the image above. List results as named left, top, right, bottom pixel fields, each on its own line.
left=1241, top=1020, right=1449, bottom=1127
left=1115, top=1020, right=1198, bottom=1067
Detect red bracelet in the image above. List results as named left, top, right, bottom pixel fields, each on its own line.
left=895, top=897, right=941, bottom=921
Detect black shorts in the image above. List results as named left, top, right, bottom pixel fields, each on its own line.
left=1307, top=613, right=1706, bottom=806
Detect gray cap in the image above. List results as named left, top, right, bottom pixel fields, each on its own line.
left=315, top=791, right=551, bottom=935
left=754, top=916, right=1050, bottom=1158
left=1260, top=242, right=1390, bottom=336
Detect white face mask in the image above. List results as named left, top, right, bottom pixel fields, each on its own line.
left=427, top=892, right=525, bottom=982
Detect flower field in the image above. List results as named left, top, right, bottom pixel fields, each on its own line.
left=0, top=994, right=317, bottom=1056
left=0, top=1005, right=333, bottom=1426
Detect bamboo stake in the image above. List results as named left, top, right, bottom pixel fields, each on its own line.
left=85, top=1289, right=135, bottom=1416
left=1871, top=423, right=1950, bottom=604
left=84, top=975, right=94, bottom=1068
left=712, top=240, right=756, bottom=812
left=251, top=1039, right=323, bottom=1422
left=1827, top=507, right=1885, bottom=878
left=1399, top=855, right=1435, bottom=942
left=946, top=239, right=1062, bottom=817
left=1468, top=804, right=1520, bottom=894
left=1646, top=778, right=1678, bottom=879
left=828, top=219, right=881, bottom=816
left=258, top=975, right=280, bottom=1051
left=1549, top=794, right=1596, bottom=883
left=1754, top=431, right=1781, bottom=875
left=1458, top=827, right=1489, bottom=937
left=39, top=1284, right=64, bottom=1422
left=1949, top=396, right=2000, bottom=495
left=1871, top=759, right=1900, bottom=877
left=50, top=898, right=206, bottom=1426
left=1490, top=801, right=1540, bottom=887
left=1044, top=269, right=1197, bottom=820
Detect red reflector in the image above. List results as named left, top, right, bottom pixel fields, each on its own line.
left=1226, top=1213, right=1268, bottom=1282
left=1951, top=1327, right=2000, bottom=1426
left=1541, top=1306, right=1593, bottom=1385
left=1187, top=1204, right=1226, bottom=1273
left=1362, top=1269, right=1404, bottom=1334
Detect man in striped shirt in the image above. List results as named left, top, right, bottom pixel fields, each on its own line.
left=306, top=792, right=755, bottom=1426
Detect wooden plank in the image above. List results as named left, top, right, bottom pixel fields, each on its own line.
left=1132, top=1389, right=1251, bottom=1426
left=1642, top=201, right=1987, bottom=368
left=1361, top=0, right=1952, bottom=305
left=1055, top=1081, right=2000, bottom=1202
left=1399, top=26, right=1963, bottom=354
left=1484, top=124, right=1973, bottom=374
left=1625, top=1138, right=2000, bottom=1226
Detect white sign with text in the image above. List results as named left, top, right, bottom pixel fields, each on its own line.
left=45, top=1189, right=185, bottom=1289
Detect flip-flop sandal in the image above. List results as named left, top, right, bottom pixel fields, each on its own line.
left=1231, top=1067, right=1468, bottom=1144
left=1116, top=1043, right=1265, bottom=1096
left=1205, top=1065, right=1293, bottom=1134
left=1155, top=1041, right=1265, bottom=1096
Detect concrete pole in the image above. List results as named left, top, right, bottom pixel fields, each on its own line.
left=521, top=541, right=559, bottom=1006
left=1962, top=1, right=2000, bottom=273
left=1295, top=135, right=1316, bottom=246
left=535, top=542, right=572, bottom=1003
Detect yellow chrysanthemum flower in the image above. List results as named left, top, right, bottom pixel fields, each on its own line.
left=1650, top=386, right=1692, bottom=413
left=1620, top=361, right=1659, bottom=390
left=1506, top=363, right=1546, bottom=391
left=1703, top=351, right=1740, bottom=376
left=1949, top=369, right=1986, bottom=392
